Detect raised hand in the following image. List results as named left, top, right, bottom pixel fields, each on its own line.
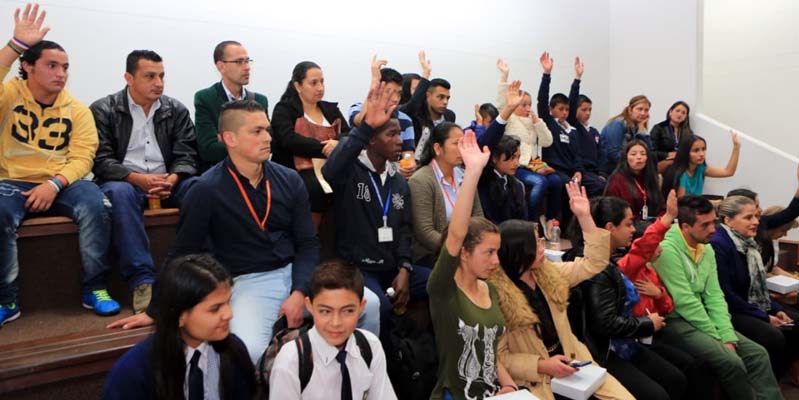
left=730, top=130, right=741, bottom=148
left=473, top=104, right=483, bottom=125
left=540, top=51, right=553, bottom=74
left=566, top=181, right=590, bottom=219
left=14, top=4, right=50, bottom=48
left=505, top=80, right=524, bottom=109
left=370, top=55, right=387, bottom=83
left=418, top=51, right=432, bottom=79
left=660, top=189, right=678, bottom=226
left=458, top=129, right=490, bottom=173
left=574, top=56, right=584, bottom=79
left=496, top=58, right=510, bottom=82
left=363, top=81, right=397, bottom=129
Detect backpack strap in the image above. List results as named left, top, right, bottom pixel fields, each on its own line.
left=297, top=331, right=314, bottom=392
left=353, top=329, right=373, bottom=368
left=247, top=90, right=255, bottom=101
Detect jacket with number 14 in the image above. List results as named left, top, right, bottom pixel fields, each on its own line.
left=322, top=123, right=412, bottom=273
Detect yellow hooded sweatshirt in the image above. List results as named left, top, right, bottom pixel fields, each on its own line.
left=0, top=64, right=97, bottom=184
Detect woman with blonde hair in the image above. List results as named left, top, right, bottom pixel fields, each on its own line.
left=600, top=95, right=652, bottom=174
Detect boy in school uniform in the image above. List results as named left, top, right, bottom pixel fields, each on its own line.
left=269, top=260, right=397, bottom=400
left=567, top=57, right=607, bottom=197
left=537, top=52, right=580, bottom=192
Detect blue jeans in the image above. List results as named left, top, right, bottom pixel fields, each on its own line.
left=362, top=266, right=431, bottom=348
left=229, top=264, right=381, bottom=363
left=0, top=179, right=111, bottom=304
left=100, top=177, right=197, bottom=289
left=515, top=168, right=562, bottom=220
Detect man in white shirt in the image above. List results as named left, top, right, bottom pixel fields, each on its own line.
left=90, top=50, right=198, bottom=313
left=270, top=260, right=397, bottom=400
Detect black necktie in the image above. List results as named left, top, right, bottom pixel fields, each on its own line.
left=188, top=349, right=203, bottom=400
left=335, top=349, right=353, bottom=400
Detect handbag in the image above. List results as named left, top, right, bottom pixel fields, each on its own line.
left=292, top=117, right=341, bottom=171
left=528, top=157, right=555, bottom=175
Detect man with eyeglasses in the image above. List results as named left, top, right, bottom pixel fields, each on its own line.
left=90, top=49, right=199, bottom=314
left=194, top=40, right=269, bottom=172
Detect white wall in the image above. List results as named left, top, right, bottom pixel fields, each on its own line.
left=0, top=0, right=612, bottom=126
left=607, top=0, right=698, bottom=123
left=609, top=0, right=799, bottom=239
left=702, top=0, right=799, bottom=157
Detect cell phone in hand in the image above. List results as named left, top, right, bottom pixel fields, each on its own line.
left=568, top=360, right=592, bottom=368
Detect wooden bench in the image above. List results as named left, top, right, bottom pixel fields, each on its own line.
left=0, top=327, right=152, bottom=394
left=15, top=208, right=181, bottom=312
left=18, top=208, right=181, bottom=238
left=1, top=209, right=181, bottom=396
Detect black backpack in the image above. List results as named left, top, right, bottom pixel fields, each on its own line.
left=257, top=317, right=373, bottom=399
left=387, top=316, right=438, bottom=400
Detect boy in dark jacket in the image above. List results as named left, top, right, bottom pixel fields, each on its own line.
left=537, top=52, right=580, bottom=189
left=567, top=57, right=606, bottom=197
left=323, top=82, right=431, bottom=347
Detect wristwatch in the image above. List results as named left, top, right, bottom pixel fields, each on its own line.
left=399, top=261, right=414, bottom=273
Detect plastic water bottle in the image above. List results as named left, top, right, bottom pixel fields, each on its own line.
left=386, top=287, right=407, bottom=315
left=399, top=153, right=413, bottom=169
left=549, top=220, right=561, bottom=250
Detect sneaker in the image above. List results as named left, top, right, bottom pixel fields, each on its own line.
left=82, top=289, right=120, bottom=316
left=132, top=283, right=152, bottom=314
left=0, top=302, right=21, bottom=325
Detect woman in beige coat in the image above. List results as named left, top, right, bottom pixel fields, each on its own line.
left=488, top=183, right=633, bottom=400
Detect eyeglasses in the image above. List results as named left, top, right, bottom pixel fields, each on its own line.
left=220, top=58, right=253, bottom=65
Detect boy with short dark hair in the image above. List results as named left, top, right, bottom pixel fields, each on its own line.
left=537, top=52, right=581, bottom=190
left=269, top=260, right=397, bottom=399
left=567, top=57, right=607, bottom=196
left=349, top=57, right=416, bottom=179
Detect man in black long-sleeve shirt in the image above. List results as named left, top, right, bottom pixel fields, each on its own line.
left=109, top=100, right=330, bottom=362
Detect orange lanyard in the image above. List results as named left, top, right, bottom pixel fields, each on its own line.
left=432, top=160, right=458, bottom=209
left=227, top=167, right=271, bottom=231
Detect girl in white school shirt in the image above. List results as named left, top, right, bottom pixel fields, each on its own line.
left=102, top=254, right=255, bottom=400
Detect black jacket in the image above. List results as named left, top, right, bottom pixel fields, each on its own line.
left=567, top=79, right=605, bottom=175
left=578, top=261, right=655, bottom=364
left=322, top=123, right=412, bottom=273
left=650, top=120, right=692, bottom=162
left=399, top=77, right=456, bottom=145
left=270, top=98, right=349, bottom=170
left=91, top=88, right=198, bottom=181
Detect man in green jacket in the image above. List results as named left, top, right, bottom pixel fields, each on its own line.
left=194, top=40, right=269, bottom=171
left=654, top=195, right=780, bottom=400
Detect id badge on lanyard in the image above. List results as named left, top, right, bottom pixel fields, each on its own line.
left=369, top=173, right=393, bottom=243
left=633, top=178, right=648, bottom=220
